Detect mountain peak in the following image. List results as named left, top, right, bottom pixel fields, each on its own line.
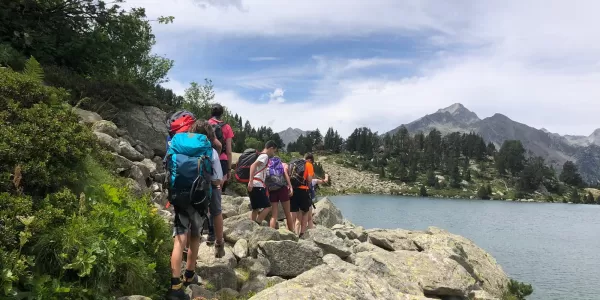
left=435, top=103, right=480, bottom=124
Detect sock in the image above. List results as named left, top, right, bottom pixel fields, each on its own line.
left=184, top=269, right=195, bottom=279
left=171, top=277, right=182, bottom=287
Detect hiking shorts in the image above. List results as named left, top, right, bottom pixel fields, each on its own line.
left=249, top=187, right=271, bottom=210
left=209, top=185, right=222, bottom=217
left=291, top=188, right=312, bottom=213
left=173, top=204, right=205, bottom=238
left=269, top=187, right=290, bottom=203
left=220, top=160, right=230, bottom=177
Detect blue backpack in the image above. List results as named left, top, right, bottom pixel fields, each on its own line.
left=166, top=133, right=213, bottom=209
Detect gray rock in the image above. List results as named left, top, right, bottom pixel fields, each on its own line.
left=118, top=140, right=145, bottom=162
left=469, top=290, right=499, bottom=300
left=302, top=226, right=352, bottom=258
left=333, top=225, right=368, bottom=242
left=94, top=131, right=119, bottom=153
left=278, top=228, right=298, bottom=241
left=126, top=165, right=147, bottom=189
left=248, top=226, right=281, bottom=256
left=92, top=120, right=119, bottom=138
left=233, top=239, right=249, bottom=259
left=366, top=228, right=421, bottom=251
left=113, top=105, right=169, bottom=157
left=73, top=108, right=102, bottom=125
left=132, top=161, right=150, bottom=180
left=152, top=191, right=168, bottom=206
left=410, top=227, right=509, bottom=298
left=150, top=182, right=161, bottom=193
left=125, top=178, right=143, bottom=196
left=312, top=197, right=344, bottom=228
left=258, top=240, right=323, bottom=277
left=196, top=263, right=237, bottom=291
left=352, top=249, right=476, bottom=297
left=216, top=288, right=239, bottom=299
left=223, top=218, right=260, bottom=244
left=196, top=242, right=237, bottom=269
left=135, top=158, right=157, bottom=177
left=251, top=253, right=433, bottom=300
left=238, top=256, right=271, bottom=279
left=239, top=275, right=285, bottom=296
left=111, top=153, right=134, bottom=172
left=135, top=142, right=154, bottom=159
left=186, top=284, right=215, bottom=299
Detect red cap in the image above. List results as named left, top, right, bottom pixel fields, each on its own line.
left=170, top=115, right=195, bottom=135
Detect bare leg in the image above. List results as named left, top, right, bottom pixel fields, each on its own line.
left=269, top=202, right=278, bottom=228
left=251, top=209, right=259, bottom=222
left=185, top=235, right=201, bottom=272
left=171, top=234, right=188, bottom=278
left=307, top=206, right=314, bottom=229
left=301, top=210, right=310, bottom=234
left=295, top=213, right=301, bottom=235
left=213, top=213, right=224, bottom=243
left=256, top=207, right=272, bottom=223
left=282, top=201, right=294, bottom=231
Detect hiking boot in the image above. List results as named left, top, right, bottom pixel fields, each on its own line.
left=206, top=235, right=215, bottom=245
left=183, top=273, right=199, bottom=287
left=214, top=242, right=226, bottom=258
left=165, top=283, right=189, bottom=300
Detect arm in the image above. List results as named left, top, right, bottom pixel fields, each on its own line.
left=213, top=138, right=223, bottom=153
left=247, top=160, right=260, bottom=192
left=284, top=165, right=293, bottom=196
left=211, top=150, right=223, bottom=186
left=226, top=138, right=233, bottom=170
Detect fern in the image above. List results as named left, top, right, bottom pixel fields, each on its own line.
left=23, top=56, right=44, bottom=82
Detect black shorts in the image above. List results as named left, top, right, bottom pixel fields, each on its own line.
left=220, top=159, right=230, bottom=176
left=249, top=187, right=271, bottom=210
left=291, top=188, right=312, bottom=213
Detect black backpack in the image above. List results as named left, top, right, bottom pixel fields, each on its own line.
left=235, top=149, right=265, bottom=183
left=210, top=118, right=227, bottom=154
left=289, top=159, right=306, bottom=187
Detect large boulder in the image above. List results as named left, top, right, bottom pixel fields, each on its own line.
left=312, top=197, right=344, bottom=228
left=237, top=256, right=271, bottom=279
left=126, top=165, right=147, bottom=189
left=112, top=153, right=133, bottom=172
left=257, top=240, right=323, bottom=277
left=248, top=226, right=281, bottom=256
left=251, top=254, right=434, bottom=300
left=366, top=228, right=422, bottom=251
left=223, top=218, right=260, bottom=244
left=73, top=108, right=102, bottom=124
left=94, top=131, right=119, bottom=153
left=196, top=263, right=237, bottom=291
left=233, top=239, right=249, bottom=259
left=134, top=158, right=157, bottom=177
left=239, top=275, right=285, bottom=296
left=113, top=105, right=168, bottom=157
left=92, top=120, right=119, bottom=138
left=332, top=224, right=368, bottom=242
left=134, top=142, right=155, bottom=159
left=196, top=242, right=237, bottom=269
left=350, top=249, right=476, bottom=298
left=301, top=226, right=352, bottom=258
left=118, top=140, right=145, bottom=162
left=409, top=227, right=509, bottom=298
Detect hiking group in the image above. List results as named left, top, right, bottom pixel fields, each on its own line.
left=164, top=104, right=328, bottom=300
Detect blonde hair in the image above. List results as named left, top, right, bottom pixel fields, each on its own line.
left=189, top=119, right=215, bottom=141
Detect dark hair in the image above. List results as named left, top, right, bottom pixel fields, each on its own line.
left=211, top=103, right=224, bottom=118
left=305, top=153, right=314, bottom=161
left=265, top=140, right=278, bottom=149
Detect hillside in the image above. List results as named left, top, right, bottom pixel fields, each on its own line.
left=277, top=127, right=311, bottom=147
left=387, top=103, right=600, bottom=184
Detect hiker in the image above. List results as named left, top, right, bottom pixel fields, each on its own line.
left=266, top=156, right=294, bottom=230
left=289, top=153, right=315, bottom=236
left=206, top=104, right=233, bottom=245
left=247, top=141, right=278, bottom=224
left=307, top=173, right=329, bottom=229
left=165, top=120, right=223, bottom=300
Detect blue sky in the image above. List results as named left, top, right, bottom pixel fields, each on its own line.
left=128, top=0, right=600, bottom=137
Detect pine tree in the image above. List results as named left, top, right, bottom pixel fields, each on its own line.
left=477, top=186, right=490, bottom=200
left=419, top=186, right=428, bottom=197
left=464, top=169, right=471, bottom=182
left=426, top=169, right=437, bottom=187
left=449, top=160, right=461, bottom=188
left=496, top=140, right=526, bottom=175
left=559, top=161, right=583, bottom=187
left=570, top=188, right=581, bottom=203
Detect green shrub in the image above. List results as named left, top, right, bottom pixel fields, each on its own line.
left=0, top=67, right=96, bottom=197
left=419, top=186, right=428, bottom=197
left=503, top=279, right=533, bottom=300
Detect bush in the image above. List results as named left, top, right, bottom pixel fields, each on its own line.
left=477, top=186, right=490, bottom=200
left=419, top=186, right=428, bottom=197
left=503, top=279, right=533, bottom=300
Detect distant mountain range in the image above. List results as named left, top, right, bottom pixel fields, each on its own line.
left=277, top=127, right=311, bottom=148
left=387, top=103, right=600, bottom=184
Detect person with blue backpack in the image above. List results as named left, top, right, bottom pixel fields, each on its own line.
left=265, top=157, right=294, bottom=230
left=165, top=118, right=223, bottom=300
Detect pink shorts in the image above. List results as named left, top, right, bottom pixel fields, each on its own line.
left=269, top=187, right=290, bottom=203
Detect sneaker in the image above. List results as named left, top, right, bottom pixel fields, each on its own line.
left=183, top=273, right=199, bottom=287
left=165, top=283, right=189, bottom=300
left=214, top=242, right=226, bottom=258
left=206, top=235, right=215, bottom=245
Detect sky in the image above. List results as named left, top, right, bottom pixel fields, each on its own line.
left=127, top=0, right=600, bottom=137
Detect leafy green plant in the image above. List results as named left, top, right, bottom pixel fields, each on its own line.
left=503, top=279, right=533, bottom=300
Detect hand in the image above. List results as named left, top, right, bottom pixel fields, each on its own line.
left=247, top=183, right=253, bottom=192
left=288, top=186, right=294, bottom=197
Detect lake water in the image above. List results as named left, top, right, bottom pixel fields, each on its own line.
left=329, top=195, right=600, bottom=300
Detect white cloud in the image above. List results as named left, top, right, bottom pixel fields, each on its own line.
left=127, top=0, right=600, bottom=136
left=268, top=88, right=286, bottom=104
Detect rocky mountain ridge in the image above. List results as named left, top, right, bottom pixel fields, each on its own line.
left=388, top=103, right=600, bottom=184
left=277, top=127, right=311, bottom=148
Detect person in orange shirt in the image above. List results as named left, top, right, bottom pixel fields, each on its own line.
left=290, top=153, right=314, bottom=237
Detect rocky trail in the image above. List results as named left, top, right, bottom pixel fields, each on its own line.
left=81, top=107, right=511, bottom=300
